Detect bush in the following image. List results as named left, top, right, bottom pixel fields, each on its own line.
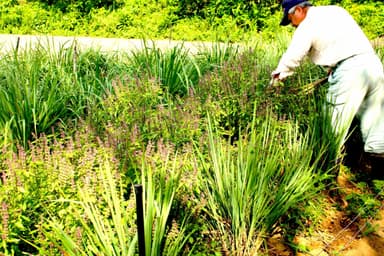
left=1, top=0, right=383, bottom=41
left=170, top=0, right=280, bottom=31
left=343, top=1, right=384, bottom=39
left=29, top=0, right=123, bottom=13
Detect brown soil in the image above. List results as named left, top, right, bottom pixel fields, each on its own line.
left=267, top=167, right=384, bottom=256
left=267, top=121, right=384, bottom=256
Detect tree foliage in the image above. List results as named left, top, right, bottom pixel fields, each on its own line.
left=0, top=0, right=383, bottom=40
left=28, top=0, right=123, bottom=13
left=169, top=0, right=281, bottom=30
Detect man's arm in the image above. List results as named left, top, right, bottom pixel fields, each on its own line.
left=272, top=22, right=313, bottom=80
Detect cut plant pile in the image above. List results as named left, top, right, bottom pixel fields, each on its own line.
left=267, top=170, right=384, bottom=256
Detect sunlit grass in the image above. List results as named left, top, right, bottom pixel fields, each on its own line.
left=140, top=146, right=193, bottom=256
left=128, top=42, right=201, bottom=96
left=196, top=109, right=329, bottom=254
left=0, top=40, right=129, bottom=148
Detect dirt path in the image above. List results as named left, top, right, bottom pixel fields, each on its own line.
left=0, top=34, right=226, bottom=54
left=0, top=34, right=380, bottom=55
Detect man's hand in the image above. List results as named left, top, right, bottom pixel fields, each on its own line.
left=269, top=71, right=281, bottom=87
left=269, top=77, right=278, bottom=87
left=271, top=71, right=280, bottom=80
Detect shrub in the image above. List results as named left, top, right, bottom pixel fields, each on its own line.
left=343, top=1, right=384, bottom=39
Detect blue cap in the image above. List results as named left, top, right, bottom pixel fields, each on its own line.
left=280, top=0, right=311, bottom=26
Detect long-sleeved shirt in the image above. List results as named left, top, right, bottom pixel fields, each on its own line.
left=273, top=5, right=375, bottom=79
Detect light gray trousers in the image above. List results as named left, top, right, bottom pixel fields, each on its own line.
left=327, top=52, right=384, bottom=154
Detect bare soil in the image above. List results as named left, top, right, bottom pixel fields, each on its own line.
left=267, top=125, right=384, bottom=256
left=295, top=176, right=384, bottom=256
left=267, top=174, right=384, bottom=256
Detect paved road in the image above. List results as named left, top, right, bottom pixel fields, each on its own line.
left=0, top=34, right=227, bottom=55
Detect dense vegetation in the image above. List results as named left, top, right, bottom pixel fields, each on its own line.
left=1, top=35, right=383, bottom=256
left=1, top=0, right=384, bottom=255
left=0, top=0, right=383, bottom=41
left=0, top=38, right=323, bottom=255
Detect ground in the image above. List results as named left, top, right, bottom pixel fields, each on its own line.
left=267, top=172, right=384, bottom=256
left=267, top=125, right=384, bottom=256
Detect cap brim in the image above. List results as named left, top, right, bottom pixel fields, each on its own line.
left=280, top=12, right=290, bottom=26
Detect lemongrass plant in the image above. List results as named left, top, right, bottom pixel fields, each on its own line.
left=128, top=42, right=201, bottom=96
left=0, top=44, right=72, bottom=147
left=140, top=142, right=194, bottom=256
left=0, top=39, right=128, bottom=149
left=194, top=41, right=240, bottom=72
left=127, top=40, right=242, bottom=97
left=195, top=109, right=329, bottom=255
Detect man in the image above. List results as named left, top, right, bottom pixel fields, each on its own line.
left=271, top=0, right=384, bottom=175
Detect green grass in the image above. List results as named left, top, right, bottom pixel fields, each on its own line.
left=128, top=42, right=202, bottom=96
left=195, top=110, right=329, bottom=255
left=0, top=38, right=138, bottom=148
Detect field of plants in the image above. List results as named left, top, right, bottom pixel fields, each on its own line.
left=0, top=33, right=383, bottom=255
left=1, top=0, right=384, bottom=255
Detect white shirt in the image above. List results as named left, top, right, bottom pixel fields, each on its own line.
left=274, top=5, right=375, bottom=79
